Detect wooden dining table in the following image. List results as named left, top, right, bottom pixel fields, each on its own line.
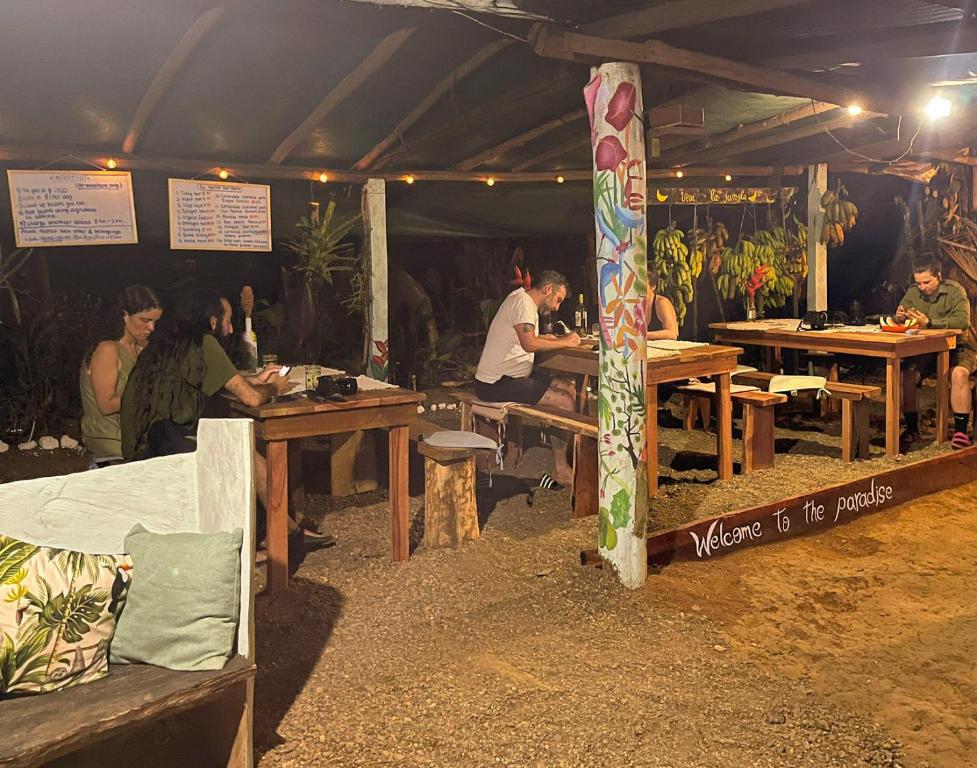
left=709, top=322, right=959, bottom=457
left=536, top=342, right=742, bottom=495
left=231, top=387, right=425, bottom=592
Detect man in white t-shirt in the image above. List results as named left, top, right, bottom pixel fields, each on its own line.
left=475, top=270, right=581, bottom=485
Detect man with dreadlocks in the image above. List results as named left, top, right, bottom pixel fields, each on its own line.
left=120, top=290, right=289, bottom=464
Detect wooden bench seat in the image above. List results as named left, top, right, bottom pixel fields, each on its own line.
left=678, top=386, right=787, bottom=473
left=0, top=656, right=255, bottom=768
left=0, top=420, right=257, bottom=768
left=453, top=393, right=598, bottom=519
left=733, top=371, right=880, bottom=461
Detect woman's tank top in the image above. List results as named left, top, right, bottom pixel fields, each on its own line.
left=647, top=293, right=664, bottom=333
left=80, top=341, right=136, bottom=459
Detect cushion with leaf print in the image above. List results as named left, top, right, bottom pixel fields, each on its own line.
left=0, top=533, right=132, bottom=697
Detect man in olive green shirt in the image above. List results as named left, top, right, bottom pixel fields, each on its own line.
left=896, top=256, right=975, bottom=450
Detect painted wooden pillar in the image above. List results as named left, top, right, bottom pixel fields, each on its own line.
left=362, top=178, right=389, bottom=380
left=806, top=163, right=828, bottom=311
left=584, top=63, right=648, bottom=589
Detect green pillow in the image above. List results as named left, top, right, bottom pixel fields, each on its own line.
left=110, top=524, right=242, bottom=671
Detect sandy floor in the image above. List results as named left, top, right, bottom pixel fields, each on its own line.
left=252, top=432, right=974, bottom=767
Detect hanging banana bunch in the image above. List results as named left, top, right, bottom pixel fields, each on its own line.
left=819, top=185, right=858, bottom=247
left=715, top=228, right=795, bottom=316
left=652, top=225, right=694, bottom=326
left=785, top=213, right=808, bottom=282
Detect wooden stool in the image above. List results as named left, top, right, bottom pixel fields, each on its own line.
left=418, top=440, right=480, bottom=549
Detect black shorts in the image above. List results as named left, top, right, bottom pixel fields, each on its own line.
left=907, top=349, right=977, bottom=384
left=474, top=371, right=552, bottom=405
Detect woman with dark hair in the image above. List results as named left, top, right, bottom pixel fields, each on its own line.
left=80, top=285, right=163, bottom=465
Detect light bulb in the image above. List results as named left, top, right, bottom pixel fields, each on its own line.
left=318, top=172, right=328, bottom=183
left=847, top=104, right=863, bottom=116
left=405, top=174, right=415, bottom=184
left=556, top=175, right=565, bottom=184
left=675, top=170, right=684, bottom=179
left=925, top=95, right=952, bottom=120
left=486, top=177, right=496, bottom=187
left=218, top=168, right=229, bottom=180
left=724, top=174, right=732, bottom=182
left=105, top=158, right=118, bottom=169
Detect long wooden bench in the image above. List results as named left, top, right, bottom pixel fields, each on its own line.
left=678, top=385, right=788, bottom=473
left=732, top=371, right=880, bottom=461
left=0, top=419, right=256, bottom=768
left=454, top=392, right=598, bottom=519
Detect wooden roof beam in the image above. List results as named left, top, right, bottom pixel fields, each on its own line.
left=581, top=0, right=814, bottom=39
left=354, top=39, right=512, bottom=171
left=511, top=133, right=587, bottom=171
left=268, top=27, right=415, bottom=165
left=121, top=7, right=226, bottom=155
left=370, top=68, right=578, bottom=170
left=0, top=143, right=802, bottom=182
left=531, top=27, right=898, bottom=115
left=663, top=101, right=839, bottom=163
left=452, top=108, right=586, bottom=171
left=672, top=110, right=885, bottom=166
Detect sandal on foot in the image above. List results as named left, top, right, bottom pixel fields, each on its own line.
left=537, top=473, right=563, bottom=491
left=303, top=530, right=337, bottom=551
left=951, top=431, right=971, bottom=449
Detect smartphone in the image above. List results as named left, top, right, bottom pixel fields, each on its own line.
left=278, top=365, right=292, bottom=377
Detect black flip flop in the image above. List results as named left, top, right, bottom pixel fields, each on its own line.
left=527, top=474, right=563, bottom=506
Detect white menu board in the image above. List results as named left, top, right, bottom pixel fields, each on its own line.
left=168, top=178, right=272, bottom=252
left=7, top=170, right=138, bottom=247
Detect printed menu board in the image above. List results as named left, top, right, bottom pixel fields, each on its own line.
left=8, top=170, right=138, bottom=247
left=168, top=178, right=272, bottom=251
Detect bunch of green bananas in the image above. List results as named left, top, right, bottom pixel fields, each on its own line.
left=715, top=229, right=795, bottom=315
left=652, top=225, right=695, bottom=326
left=785, top=214, right=808, bottom=280
left=820, top=187, right=858, bottom=247
left=689, top=221, right=728, bottom=278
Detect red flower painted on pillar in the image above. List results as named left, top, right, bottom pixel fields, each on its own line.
left=605, top=82, right=636, bottom=131
left=595, top=135, right=627, bottom=171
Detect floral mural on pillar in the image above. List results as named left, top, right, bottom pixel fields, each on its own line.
left=585, top=64, right=648, bottom=588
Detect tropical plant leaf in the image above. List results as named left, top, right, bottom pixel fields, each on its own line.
left=38, top=584, right=108, bottom=645
left=0, top=537, right=38, bottom=584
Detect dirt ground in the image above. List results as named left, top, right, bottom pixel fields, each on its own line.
left=251, top=460, right=976, bottom=768
left=250, top=397, right=974, bottom=767
left=2, top=388, right=972, bottom=766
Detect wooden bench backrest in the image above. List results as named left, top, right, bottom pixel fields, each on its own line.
left=0, top=418, right=256, bottom=661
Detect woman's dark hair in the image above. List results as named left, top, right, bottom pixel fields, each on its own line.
left=118, top=285, right=162, bottom=318
left=84, top=284, right=162, bottom=366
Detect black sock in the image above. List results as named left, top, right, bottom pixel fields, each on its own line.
left=954, top=412, right=969, bottom=434
left=905, top=412, right=919, bottom=433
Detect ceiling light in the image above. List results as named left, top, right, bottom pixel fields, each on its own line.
left=405, top=174, right=415, bottom=184
left=318, top=172, right=328, bottom=183
left=724, top=174, right=732, bottom=182
left=217, top=168, right=229, bottom=180
left=925, top=95, right=952, bottom=120
left=675, top=170, right=684, bottom=179
left=485, top=177, right=496, bottom=187
left=847, top=104, right=863, bottom=116
left=556, top=175, right=565, bottom=184
left=105, top=158, right=118, bottom=169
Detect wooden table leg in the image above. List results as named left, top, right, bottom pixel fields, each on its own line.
left=885, top=357, right=901, bottom=458
left=389, top=424, right=410, bottom=562
left=716, top=372, right=733, bottom=480
left=646, top=384, right=659, bottom=497
left=936, top=349, right=950, bottom=446
left=266, top=440, right=289, bottom=593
